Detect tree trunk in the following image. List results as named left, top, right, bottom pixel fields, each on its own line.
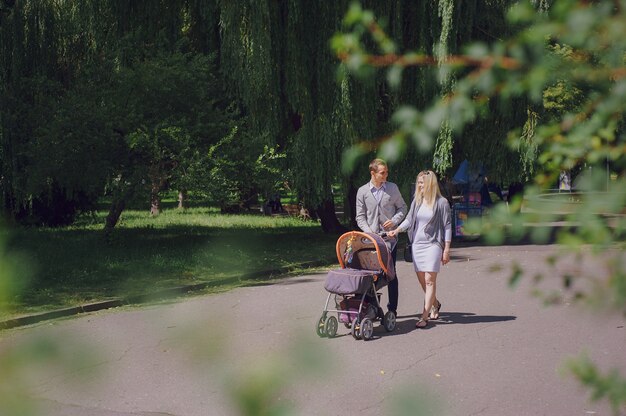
left=315, top=198, right=347, bottom=234
left=346, top=180, right=358, bottom=230
left=178, top=189, right=187, bottom=209
left=149, top=173, right=164, bottom=216
left=241, top=186, right=259, bottom=210
left=150, top=182, right=161, bottom=217
left=104, top=197, right=126, bottom=238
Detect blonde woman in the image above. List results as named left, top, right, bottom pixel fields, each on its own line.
left=388, top=170, right=452, bottom=328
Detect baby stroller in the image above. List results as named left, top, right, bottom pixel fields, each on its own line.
left=316, top=231, right=397, bottom=341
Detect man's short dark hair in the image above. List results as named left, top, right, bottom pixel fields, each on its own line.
left=369, top=158, right=387, bottom=173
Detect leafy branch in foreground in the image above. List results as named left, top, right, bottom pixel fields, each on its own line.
left=333, top=0, right=626, bottom=305
left=332, top=0, right=625, bottom=411
left=566, top=353, right=626, bottom=416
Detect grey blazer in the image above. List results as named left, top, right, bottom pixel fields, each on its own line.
left=355, top=181, right=407, bottom=234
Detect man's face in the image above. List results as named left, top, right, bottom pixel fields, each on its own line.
left=371, top=165, right=388, bottom=186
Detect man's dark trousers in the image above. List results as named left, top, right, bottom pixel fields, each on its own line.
left=387, top=245, right=398, bottom=313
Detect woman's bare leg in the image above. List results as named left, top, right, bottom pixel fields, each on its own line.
left=417, top=271, right=438, bottom=318
left=422, top=272, right=438, bottom=321
left=416, top=271, right=426, bottom=292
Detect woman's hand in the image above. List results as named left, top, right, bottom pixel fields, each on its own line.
left=442, top=249, right=450, bottom=265
left=387, top=229, right=399, bottom=238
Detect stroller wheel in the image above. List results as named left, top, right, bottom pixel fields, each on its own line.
left=351, top=319, right=361, bottom=340
left=360, top=318, right=374, bottom=340
left=383, top=310, right=397, bottom=332
left=324, top=316, right=338, bottom=338
left=316, top=315, right=327, bottom=337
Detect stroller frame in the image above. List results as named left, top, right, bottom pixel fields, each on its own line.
left=316, top=231, right=397, bottom=341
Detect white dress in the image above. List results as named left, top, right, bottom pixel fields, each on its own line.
left=411, top=204, right=443, bottom=273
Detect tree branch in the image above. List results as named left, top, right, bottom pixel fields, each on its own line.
left=336, top=52, right=521, bottom=70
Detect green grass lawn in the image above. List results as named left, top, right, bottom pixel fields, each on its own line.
left=0, top=207, right=340, bottom=320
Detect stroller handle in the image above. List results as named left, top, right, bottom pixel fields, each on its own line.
left=335, top=231, right=391, bottom=276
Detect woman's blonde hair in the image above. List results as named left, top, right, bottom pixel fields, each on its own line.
left=415, top=170, right=442, bottom=207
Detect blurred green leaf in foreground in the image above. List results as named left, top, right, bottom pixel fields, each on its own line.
left=332, top=0, right=625, bottom=413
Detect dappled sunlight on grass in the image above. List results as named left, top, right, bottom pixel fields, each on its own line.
left=72, top=207, right=321, bottom=230
left=1, top=209, right=338, bottom=320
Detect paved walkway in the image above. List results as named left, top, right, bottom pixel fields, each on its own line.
left=1, top=244, right=624, bottom=416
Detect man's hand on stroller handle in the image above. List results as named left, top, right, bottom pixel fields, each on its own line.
left=381, top=219, right=394, bottom=230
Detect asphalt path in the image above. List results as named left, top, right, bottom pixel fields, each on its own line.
left=1, top=244, right=624, bottom=416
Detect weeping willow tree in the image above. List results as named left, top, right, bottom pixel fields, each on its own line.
left=1, top=0, right=520, bottom=233
left=216, top=0, right=522, bottom=231
left=333, top=1, right=526, bottom=189
left=0, top=0, right=233, bottom=229
left=215, top=1, right=367, bottom=231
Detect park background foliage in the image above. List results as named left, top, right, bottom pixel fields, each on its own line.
left=2, top=0, right=533, bottom=234
left=1, top=0, right=625, bottom=414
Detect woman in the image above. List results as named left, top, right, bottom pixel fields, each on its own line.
left=388, top=170, right=452, bottom=328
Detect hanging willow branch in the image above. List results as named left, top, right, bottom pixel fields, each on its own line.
left=431, top=0, right=453, bottom=174
left=335, top=50, right=520, bottom=70
left=518, top=108, right=539, bottom=181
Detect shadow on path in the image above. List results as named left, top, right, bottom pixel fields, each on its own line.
left=436, top=311, right=517, bottom=324
left=363, top=311, right=517, bottom=340
left=397, top=311, right=516, bottom=326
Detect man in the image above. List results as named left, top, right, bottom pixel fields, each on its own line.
left=355, top=158, right=407, bottom=315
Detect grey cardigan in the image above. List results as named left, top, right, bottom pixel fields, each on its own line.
left=398, top=196, right=451, bottom=248
left=355, top=181, right=407, bottom=234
